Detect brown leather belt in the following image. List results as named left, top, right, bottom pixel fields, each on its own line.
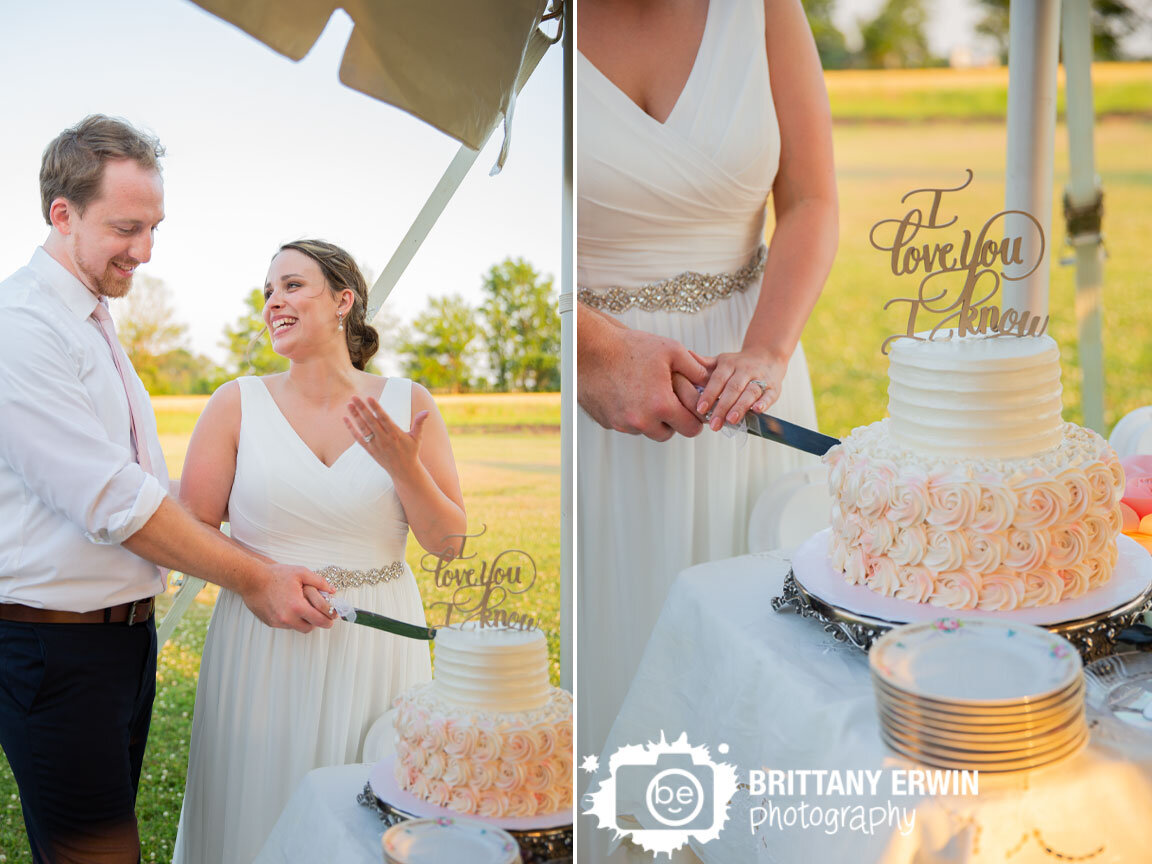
left=0, top=597, right=156, bottom=626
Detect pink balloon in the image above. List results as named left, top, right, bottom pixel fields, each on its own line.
left=1121, top=456, right=1152, bottom=519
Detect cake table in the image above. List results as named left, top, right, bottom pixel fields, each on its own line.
left=360, top=755, right=573, bottom=864
left=253, top=763, right=573, bottom=864
left=582, top=551, right=1152, bottom=863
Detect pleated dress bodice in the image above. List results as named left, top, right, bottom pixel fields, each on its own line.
left=228, top=375, right=410, bottom=570
left=577, top=0, right=780, bottom=291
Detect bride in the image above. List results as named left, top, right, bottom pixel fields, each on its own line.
left=576, top=4, right=838, bottom=858
left=172, top=239, right=466, bottom=863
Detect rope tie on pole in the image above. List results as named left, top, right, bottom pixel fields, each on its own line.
left=1063, top=188, right=1104, bottom=246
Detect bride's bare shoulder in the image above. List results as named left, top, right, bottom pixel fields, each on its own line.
left=410, top=380, right=440, bottom=410
left=195, top=378, right=245, bottom=438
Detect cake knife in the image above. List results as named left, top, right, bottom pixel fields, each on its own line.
left=325, top=595, right=437, bottom=640
left=744, top=412, right=840, bottom=457
left=342, top=608, right=437, bottom=640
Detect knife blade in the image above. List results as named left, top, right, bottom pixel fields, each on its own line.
left=341, top=608, right=437, bottom=641
left=745, top=412, right=840, bottom=457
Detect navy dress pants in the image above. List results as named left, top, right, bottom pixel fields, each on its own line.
left=0, top=618, right=157, bottom=863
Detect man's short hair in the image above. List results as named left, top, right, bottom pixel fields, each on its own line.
left=39, top=115, right=165, bottom=225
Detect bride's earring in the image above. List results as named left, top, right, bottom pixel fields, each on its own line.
left=337, top=311, right=344, bottom=332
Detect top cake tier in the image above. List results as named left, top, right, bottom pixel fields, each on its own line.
left=887, top=333, right=1063, bottom=459
left=432, top=625, right=551, bottom=713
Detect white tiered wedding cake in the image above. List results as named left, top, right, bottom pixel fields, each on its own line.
left=392, top=626, right=573, bottom=818
left=826, top=332, right=1124, bottom=611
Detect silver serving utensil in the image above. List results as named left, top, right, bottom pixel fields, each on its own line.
left=745, top=412, right=840, bottom=457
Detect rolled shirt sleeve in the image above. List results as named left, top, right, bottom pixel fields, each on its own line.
left=0, top=306, right=165, bottom=545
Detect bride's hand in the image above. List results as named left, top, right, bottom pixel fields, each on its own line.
left=695, top=350, right=787, bottom=431
left=304, top=585, right=339, bottom=621
left=344, top=395, right=428, bottom=479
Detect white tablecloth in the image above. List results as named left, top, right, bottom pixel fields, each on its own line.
left=581, top=553, right=1152, bottom=864
left=253, top=764, right=386, bottom=863
left=255, top=762, right=575, bottom=863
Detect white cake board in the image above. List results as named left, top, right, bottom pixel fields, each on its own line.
left=792, top=529, right=1152, bottom=626
left=367, top=754, right=573, bottom=832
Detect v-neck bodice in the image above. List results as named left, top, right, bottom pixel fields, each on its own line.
left=577, top=0, right=779, bottom=291
left=228, top=375, right=412, bottom=569
left=254, top=376, right=394, bottom=469
left=578, top=0, right=715, bottom=128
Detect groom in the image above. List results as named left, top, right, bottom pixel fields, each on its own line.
left=0, top=115, right=336, bottom=863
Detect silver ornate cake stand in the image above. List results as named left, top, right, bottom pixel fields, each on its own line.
left=772, top=532, right=1152, bottom=661
left=771, top=569, right=1152, bottom=661
left=357, top=783, right=572, bottom=864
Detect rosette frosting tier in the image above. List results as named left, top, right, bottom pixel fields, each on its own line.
left=826, top=333, right=1124, bottom=611
left=392, top=626, right=573, bottom=818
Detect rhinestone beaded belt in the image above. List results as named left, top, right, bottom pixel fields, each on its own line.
left=577, top=244, right=768, bottom=314
left=316, top=561, right=404, bottom=590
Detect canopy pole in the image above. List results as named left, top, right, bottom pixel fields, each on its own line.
left=365, top=27, right=554, bottom=319
left=1002, top=0, right=1060, bottom=318
left=559, top=0, right=573, bottom=693
left=1061, top=0, right=1106, bottom=433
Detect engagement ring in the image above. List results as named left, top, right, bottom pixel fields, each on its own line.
left=750, top=379, right=768, bottom=393
left=363, top=432, right=375, bottom=443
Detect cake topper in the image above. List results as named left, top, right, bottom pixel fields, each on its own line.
left=870, top=170, right=1048, bottom=354
left=421, top=526, right=540, bottom=631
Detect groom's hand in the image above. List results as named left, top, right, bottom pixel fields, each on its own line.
left=244, top=564, right=337, bottom=632
left=578, top=303, right=711, bottom=441
left=672, top=372, right=708, bottom=422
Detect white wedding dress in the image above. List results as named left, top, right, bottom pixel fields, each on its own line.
left=173, top=376, right=432, bottom=864
left=577, top=0, right=819, bottom=838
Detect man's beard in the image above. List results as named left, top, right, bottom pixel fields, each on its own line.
left=80, top=256, right=136, bottom=298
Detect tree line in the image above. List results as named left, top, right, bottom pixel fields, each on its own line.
left=115, top=257, right=559, bottom=395
left=805, top=0, right=1147, bottom=69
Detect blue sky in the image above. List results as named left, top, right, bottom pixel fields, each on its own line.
left=0, top=0, right=564, bottom=363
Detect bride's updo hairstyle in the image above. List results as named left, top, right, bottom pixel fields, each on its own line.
left=279, top=239, right=379, bottom=371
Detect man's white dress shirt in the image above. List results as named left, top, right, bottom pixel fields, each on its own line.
left=0, top=247, right=169, bottom=611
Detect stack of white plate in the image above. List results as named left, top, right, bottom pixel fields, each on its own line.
left=870, top=618, right=1088, bottom=773
left=382, top=817, right=522, bottom=864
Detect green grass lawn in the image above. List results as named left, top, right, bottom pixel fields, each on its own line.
left=824, top=62, right=1152, bottom=122
left=0, top=396, right=561, bottom=862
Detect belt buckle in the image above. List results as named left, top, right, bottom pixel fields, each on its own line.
left=127, top=599, right=144, bottom=626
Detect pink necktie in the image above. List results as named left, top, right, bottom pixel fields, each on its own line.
left=91, top=300, right=154, bottom=476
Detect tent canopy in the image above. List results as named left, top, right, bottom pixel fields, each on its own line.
left=190, top=0, right=548, bottom=151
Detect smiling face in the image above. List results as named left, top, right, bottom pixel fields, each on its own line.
left=646, top=768, right=704, bottom=827
left=52, top=158, right=164, bottom=298
left=263, top=248, right=351, bottom=360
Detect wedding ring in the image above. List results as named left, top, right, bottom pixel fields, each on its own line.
left=749, top=379, right=768, bottom=394
left=363, top=432, right=375, bottom=443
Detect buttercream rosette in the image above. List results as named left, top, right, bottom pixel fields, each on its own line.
left=393, top=683, right=573, bottom=818
left=826, top=421, right=1124, bottom=610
